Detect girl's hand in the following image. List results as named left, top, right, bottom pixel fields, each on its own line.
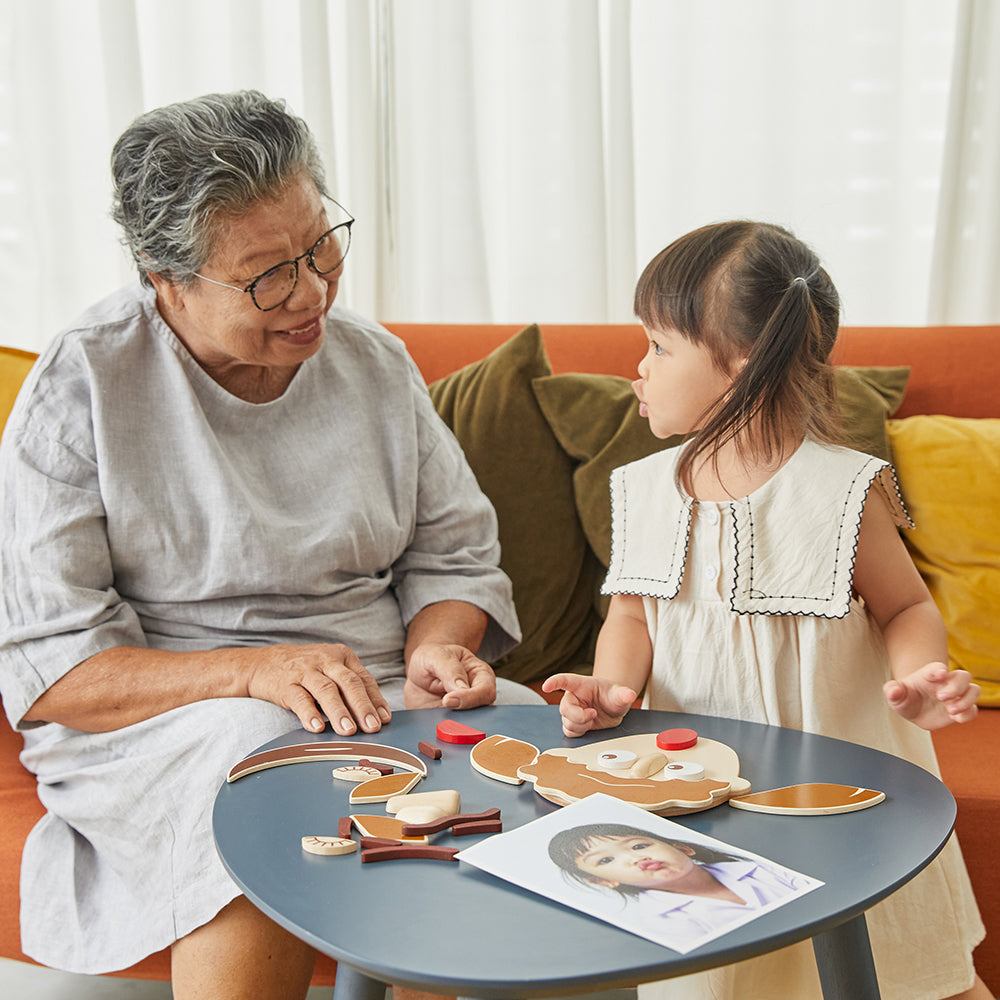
left=883, top=662, right=980, bottom=730
left=542, top=673, right=637, bottom=738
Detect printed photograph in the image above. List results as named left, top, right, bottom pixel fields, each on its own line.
left=457, top=794, right=823, bottom=953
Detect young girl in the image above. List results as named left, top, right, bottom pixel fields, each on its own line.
left=543, top=222, right=987, bottom=1000
left=549, top=823, right=815, bottom=952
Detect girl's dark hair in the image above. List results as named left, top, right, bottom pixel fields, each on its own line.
left=633, top=221, right=842, bottom=493
left=548, top=823, right=746, bottom=900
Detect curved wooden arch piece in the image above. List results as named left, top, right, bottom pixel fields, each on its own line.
left=227, top=741, right=428, bottom=782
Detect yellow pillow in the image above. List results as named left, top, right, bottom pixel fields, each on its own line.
left=888, top=416, right=1000, bottom=705
left=0, top=346, right=38, bottom=433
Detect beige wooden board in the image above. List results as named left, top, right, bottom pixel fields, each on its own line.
left=518, top=732, right=751, bottom=816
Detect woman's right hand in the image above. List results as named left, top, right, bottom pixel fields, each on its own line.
left=541, top=673, right=637, bottom=738
left=244, top=643, right=392, bottom=736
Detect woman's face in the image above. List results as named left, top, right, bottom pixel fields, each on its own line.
left=574, top=834, right=699, bottom=890
left=151, top=173, right=341, bottom=388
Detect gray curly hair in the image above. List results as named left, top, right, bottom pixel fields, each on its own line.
left=110, top=90, right=328, bottom=286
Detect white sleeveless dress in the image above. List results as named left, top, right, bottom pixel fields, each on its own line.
left=603, top=440, right=984, bottom=1000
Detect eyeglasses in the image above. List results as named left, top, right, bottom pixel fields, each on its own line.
left=193, top=204, right=354, bottom=311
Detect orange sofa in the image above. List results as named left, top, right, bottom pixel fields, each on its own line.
left=1, top=321, right=998, bottom=991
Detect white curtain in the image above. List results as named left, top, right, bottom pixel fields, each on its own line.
left=1, top=0, right=995, bottom=354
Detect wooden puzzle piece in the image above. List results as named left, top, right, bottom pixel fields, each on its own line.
left=361, top=844, right=460, bottom=864
left=301, top=836, right=358, bottom=856
left=227, top=742, right=427, bottom=782
left=657, top=728, right=699, bottom=750
left=349, top=814, right=428, bottom=843
left=358, top=758, right=394, bottom=776
left=436, top=719, right=488, bottom=744
left=518, top=732, right=751, bottom=816
left=418, top=740, right=443, bottom=759
left=400, top=808, right=501, bottom=838
left=394, top=805, right=450, bottom=826
left=332, top=764, right=385, bottom=782
left=348, top=771, right=423, bottom=804
left=596, top=749, right=636, bottom=770
left=451, top=818, right=503, bottom=836
left=470, top=735, right=540, bottom=784
left=385, top=789, right=461, bottom=817
left=729, top=783, right=885, bottom=816
left=663, top=761, right=706, bottom=781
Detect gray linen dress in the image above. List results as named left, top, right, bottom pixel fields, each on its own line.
left=0, top=284, right=524, bottom=973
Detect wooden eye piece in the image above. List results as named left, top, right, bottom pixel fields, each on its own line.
left=598, top=750, right=638, bottom=769
left=664, top=761, right=706, bottom=781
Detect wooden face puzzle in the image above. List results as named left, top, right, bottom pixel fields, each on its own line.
left=516, top=731, right=752, bottom=816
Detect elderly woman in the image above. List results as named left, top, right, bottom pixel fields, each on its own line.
left=0, top=91, right=539, bottom=998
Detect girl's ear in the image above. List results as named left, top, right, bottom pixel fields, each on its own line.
left=587, top=876, right=620, bottom=889
left=671, top=843, right=698, bottom=857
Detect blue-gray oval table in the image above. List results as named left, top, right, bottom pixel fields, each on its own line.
left=213, top=705, right=955, bottom=999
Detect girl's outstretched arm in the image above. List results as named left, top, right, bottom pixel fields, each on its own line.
left=543, top=594, right=653, bottom=737
left=853, top=489, right=979, bottom=730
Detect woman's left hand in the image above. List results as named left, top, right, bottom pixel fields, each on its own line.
left=883, top=662, right=980, bottom=729
left=403, top=642, right=498, bottom=710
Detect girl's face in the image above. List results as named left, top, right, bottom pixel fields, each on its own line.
left=574, top=834, right=699, bottom=890
left=633, top=326, right=740, bottom=439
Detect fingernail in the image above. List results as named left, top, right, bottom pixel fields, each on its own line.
left=365, top=714, right=379, bottom=730
left=338, top=717, right=356, bottom=734
left=378, top=706, right=392, bottom=722
left=310, top=718, right=324, bottom=732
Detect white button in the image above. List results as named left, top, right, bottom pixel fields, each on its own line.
left=702, top=506, right=720, bottom=525
left=705, top=565, right=719, bottom=581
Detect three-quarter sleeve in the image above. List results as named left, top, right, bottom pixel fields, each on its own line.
left=390, top=364, right=521, bottom=663
left=0, top=419, right=147, bottom=729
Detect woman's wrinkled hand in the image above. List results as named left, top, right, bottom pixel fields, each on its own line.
left=244, top=643, right=392, bottom=735
left=403, top=642, right=497, bottom=710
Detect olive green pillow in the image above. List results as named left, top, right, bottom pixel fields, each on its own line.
left=532, top=365, right=910, bottom=568
left=428, top=325, right=600, bottom=683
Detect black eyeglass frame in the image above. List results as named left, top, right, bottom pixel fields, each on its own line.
left=193, top=199, right=354, bottom=312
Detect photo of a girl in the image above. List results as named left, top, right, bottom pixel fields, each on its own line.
left=457, top=794, right=822, bottom=954
left=548, top=822, right=816, bottom=952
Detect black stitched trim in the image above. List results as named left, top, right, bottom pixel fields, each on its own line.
left=602, top=460, right=692, bottom=600
left=729, top=456, right=884, bottom=615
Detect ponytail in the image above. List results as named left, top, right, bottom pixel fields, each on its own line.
left=635, top=222, right=841, bottom=495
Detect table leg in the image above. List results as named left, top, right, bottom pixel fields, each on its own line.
left=811, top=913, right=881, bottom=999
left=332, top=962, right=388, bottom=1000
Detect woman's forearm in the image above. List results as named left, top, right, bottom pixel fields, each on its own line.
left=22, top=645, right=249, bottom=732
left=403, top=600, right=489, bottom=665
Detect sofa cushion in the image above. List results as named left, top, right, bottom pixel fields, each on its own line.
left=0, top=346, right=37, bottom=431
left=428, top=325, right=600, bottom=683
left=888, top=416, right=1000, bottom=705
left=533, top=366, right=910, bottom=568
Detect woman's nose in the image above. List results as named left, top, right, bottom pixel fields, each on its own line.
left=287, top=264, right=329, bottom=311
